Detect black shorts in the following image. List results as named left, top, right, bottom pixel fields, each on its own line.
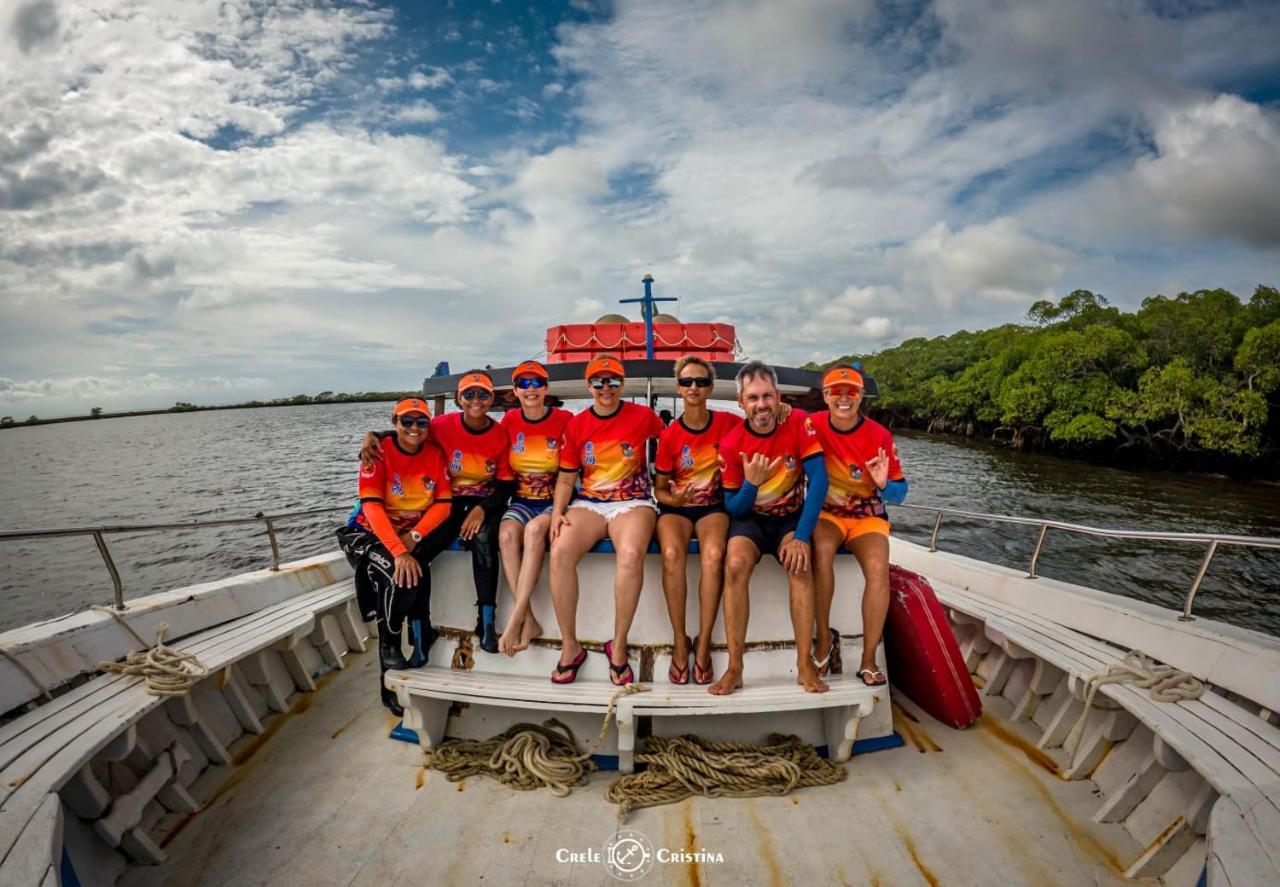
left=658, top=503, right=728, bottom=525
left=728, top=511, right=801, bottom=561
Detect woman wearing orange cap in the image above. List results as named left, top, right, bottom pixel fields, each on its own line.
left=361, top=370, right=514, bottom=654
left=341, top=397, right=453, bottom=712
left=496, top=360, right=572, bottom=655
left=809, top=364, right=908, bottom=686
left=548, top=354, right=664, bottom=685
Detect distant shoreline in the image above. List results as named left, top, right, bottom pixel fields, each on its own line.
left=0, top=393, right=418, bottom=429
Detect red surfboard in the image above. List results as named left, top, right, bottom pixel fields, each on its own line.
left=884, top=565, right=982, bottom=729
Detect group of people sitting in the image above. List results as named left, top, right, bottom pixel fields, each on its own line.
left=338, top=354, right=907, bottom=713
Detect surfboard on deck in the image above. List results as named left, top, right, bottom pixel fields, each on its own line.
left=884, top=565, right=982, bottom=729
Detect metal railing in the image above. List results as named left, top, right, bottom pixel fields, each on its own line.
left=0, top=506, right=349, bottom=610
left=895, top=502, right=1280, bottom=621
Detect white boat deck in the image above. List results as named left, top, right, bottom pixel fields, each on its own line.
left=122, top=645, right=1150, bottom=887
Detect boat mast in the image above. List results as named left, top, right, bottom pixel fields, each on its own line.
left=620, top=273, right=677, bottom=408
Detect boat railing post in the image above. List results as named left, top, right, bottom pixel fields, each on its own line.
left=928, top=511, right=943, bottom=552
left=1028, top=523, right=1049, bottom=578
left=258, top=513, right=281, bottom=571
left=1180, top=540, right=1218, bottom=622
left=92, top=530, right=126, bottom=610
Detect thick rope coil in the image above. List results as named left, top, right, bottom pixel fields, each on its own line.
left=605, top=733, right=848, bottom=822
left=92, top=606, right=209, bottom=698
left=421, top=684, right=648, bottom=796
left=1064, top=650, right=1205, bottom=770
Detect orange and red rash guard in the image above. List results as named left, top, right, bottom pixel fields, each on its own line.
left=501, top=407, right=572, bottom=502
left=811, top=411, right=905, bottom=519
left=429, top=411, right=513, bottom=498
left=357, top=437, right=452, bottom=555
left=558, top=401, right=664, bottom=502
left=654, top=410, right=738, bottom=506
left=718, top=409, right=823, bottom=516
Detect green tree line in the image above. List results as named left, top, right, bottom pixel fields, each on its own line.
left=812, top=286, right=1280, bottom=472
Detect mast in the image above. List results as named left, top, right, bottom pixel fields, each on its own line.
left=619, top=273, right=677, bottom=360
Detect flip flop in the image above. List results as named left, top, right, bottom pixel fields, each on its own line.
left=858, top=667, right=887, bottom=687
left=692, top=635, right=714, bottom=685
left=604, top=639, right=634, bottom=686
left=811, top=627, right=842, bottom=677
left=668, top=635, right=692, bottom=685
left=550, top=647, right=587, bottom=684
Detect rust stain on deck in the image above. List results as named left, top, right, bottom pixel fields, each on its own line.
left=1132, top=815, right=1184, bottom=867
left=891, top=824, right=940, bottom=887
left=330, top=711, right=361, bottom=740
left=1085, top=741, right=1115, bottom=779
left=893, top=703, right=942, bottom=754
left=681, top=803, right=703, bottom=887
left=455, top=778, right=466, bottom=792
left=415, top=766, right=426, bottom=790
left=977, top=713, right=1060, bottom=777
left=746, top=803, right=785, bottom=887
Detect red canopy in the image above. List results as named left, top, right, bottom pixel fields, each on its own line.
left=546, top=322, right=735, bottom=363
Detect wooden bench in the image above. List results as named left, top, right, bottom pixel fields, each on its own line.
left=386, top=659, right=885, bottom=774
left=934, top=581, right=1280, bottom=885
left=0, top=580, right=363, bottom=887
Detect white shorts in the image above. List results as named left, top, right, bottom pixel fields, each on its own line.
left=567, top=498, right=658, bottom=522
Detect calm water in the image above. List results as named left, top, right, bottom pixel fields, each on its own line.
left=0, top=404, right=1277, bottom=635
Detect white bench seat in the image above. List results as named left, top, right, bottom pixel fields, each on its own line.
left=935, top=581, right=1280, bottom=885
left=386, top=664, right=885, bottom=774
left=0, top=580, right=360, bottom=885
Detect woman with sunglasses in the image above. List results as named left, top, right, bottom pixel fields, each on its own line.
left=548, top=355, right=664, bottom=685
left=653, top=356, right=737, bottom=684
left=345, top=398, right=452, bottom=712
left=361, top=370, right=514, bottom=654
left=496, top=360, right=571, bottom=655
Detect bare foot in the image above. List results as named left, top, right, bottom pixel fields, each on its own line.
left=708, top=668, right=743, bottom=696
left=498, top=622, right=522, bottom=656
left=798, top=664, right=829, bottom=694
left=513, top=615, right=542, bottom=653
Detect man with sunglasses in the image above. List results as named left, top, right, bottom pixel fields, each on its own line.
left=497, top=360, right=571, bottom=656
left=548, top=354, right=664, bottom=685
left=653, top=355, right=737, bottom=685
left=341, top=397, right=453, bottom=713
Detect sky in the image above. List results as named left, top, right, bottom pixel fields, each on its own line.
left=2, top=0, right=1278, bottom=417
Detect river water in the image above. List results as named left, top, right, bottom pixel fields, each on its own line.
left=0, top=403, right=1277, bottom=635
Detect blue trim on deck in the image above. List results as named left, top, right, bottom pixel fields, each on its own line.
left=61, top=847, right=81, bottom=887
left=389, top=723, right=905, bottom=767
left=444, top=538, right=862, bottom=555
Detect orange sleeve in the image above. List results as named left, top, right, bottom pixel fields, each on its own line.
left=361, top=500, right=406, bottom=557
left=410, top=500, right=452, bottom=540
left=654, top=425, right=675, bottom=474
left=559, top=416, right=581, bottom=472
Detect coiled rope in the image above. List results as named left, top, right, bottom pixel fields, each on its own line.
left=422, top=684, right=648, bottom=797
left=1064, top=649, right=1204, bottom=770
left=92, top=605, right=209, bottom=697
left=605, top=733, right=848, bottom=822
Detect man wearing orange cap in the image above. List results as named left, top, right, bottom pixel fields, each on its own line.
left=809, top=364, right=908, bottom=687
left=548, top=354, right=664, bottom=685
left=340, top=397, right=453, bottom=712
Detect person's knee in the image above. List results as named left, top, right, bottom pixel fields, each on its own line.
left=616, top=543, right=647, bottom=572
left=661, top=544, right=685, bottom=571
left=725, top=552, right=754, bottom=583
left=700, top=542, right=726, bottom=568
left=499, top=521, right=522, bottom=547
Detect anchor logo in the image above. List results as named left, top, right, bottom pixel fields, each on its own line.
left=679, top=444, right=694, bottom=469
left=584, top=441, right=597, bottom=465
left=513, top=432, right=526, bottom=454
left=449, top=450, right=462, bottom=474
left=391, top=473, right=404, bottom=496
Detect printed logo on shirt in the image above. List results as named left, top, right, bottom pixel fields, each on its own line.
left=391, top=473, right=404, bottom=496
left=803, top=417, right=817, bottom=437
left=513, top=432, right=526, bottom=454
left=850, top=465, right=863, bottom=480
left=450, top=450, right=463, bottom=474
left=621, top=442, right=635, bottom=460
left=584, top=441, right=597, bottom=465
left=485, top=459, right=496, bottom=476
left=784, top=455, right=796, bottom=471
left=547, top=437, right=558, bottom=451
left=680, top=444, right=694, bottom=469
left=423, top=477, right=436, bottom=491
left=359, top=462, right=376, bottom=478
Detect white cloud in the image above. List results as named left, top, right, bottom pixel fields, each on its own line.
left=0, top=373, right=270, bottom=404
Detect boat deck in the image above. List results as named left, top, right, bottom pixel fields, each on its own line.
left=124, top=646, right=1152, bottom=887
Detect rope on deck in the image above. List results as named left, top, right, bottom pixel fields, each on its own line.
left=421, top=684, right=648, bottom=797
left=605, top=733, right=848, bottom=822
left=92, top=605, right=210, bottom=697
left=1064, top=649, right=1204, bottom=771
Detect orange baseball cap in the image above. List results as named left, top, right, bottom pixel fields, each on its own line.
left=392, top=397, right=432, bottom=417
left=456, top=371, right=494, bottom=395
left=584, top=355, right=625, bottom=379
left=512, top=360, right=549, bottom=381
left=822, top=366, right=864, bottom=390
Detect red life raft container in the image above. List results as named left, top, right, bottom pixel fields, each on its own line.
left=884, top=565, right=982, bottom=729
left=545, top=321, right=735, bottom=363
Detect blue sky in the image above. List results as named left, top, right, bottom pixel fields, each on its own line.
left=2, top=0, right=1278, bottom=415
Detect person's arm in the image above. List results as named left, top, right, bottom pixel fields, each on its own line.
left=549, top=470, right=578, bottom=540
left=793, top=456, right=828, bottom=544
left=481, top=479, right=517, bottom=516
left=361, top=499, right=407, bottom=557
left=724, top=453, right=777, bottom=517
left=723, top=483, right=756, bottom=517
left=410, top=499, right=452, bottom=540
left=359, top=430, right=394, bottom=467
left=881, top=477, right=908, bottom=504
left=655, top=472, right=690, bottom=508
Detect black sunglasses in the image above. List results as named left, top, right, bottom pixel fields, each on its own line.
left=515, top=377, right=546, bottom=389
left=678, top=377, right=713, bottom=389
left=398, top=416, right=430, bottom=428
left=588, top=376, right=624, bottom=390
left=460, top=389, right=493, bottom=402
